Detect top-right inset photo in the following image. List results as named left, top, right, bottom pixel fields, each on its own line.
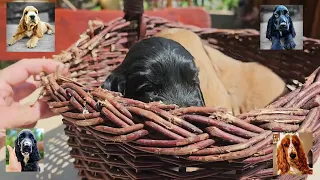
left=260, top=5, right=303, bottom=50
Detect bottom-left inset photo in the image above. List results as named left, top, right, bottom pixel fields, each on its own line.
left=6, top=129, right=44, bottom=172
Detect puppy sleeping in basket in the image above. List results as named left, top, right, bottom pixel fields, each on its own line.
left=103, top=28, right=286, bottom=115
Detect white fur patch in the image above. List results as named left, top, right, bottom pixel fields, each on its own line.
left=23, top=154, right=30, bottom=164
left=47, top=29, right=53, bottom=35
left=25, top=31, right=33, bottom=37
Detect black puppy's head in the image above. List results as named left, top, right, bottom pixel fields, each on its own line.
left=15, top=129, right=41, bottom=163
left=103, top=37, right=205, bottom=107
left=273, top=5, right=290, bottom=31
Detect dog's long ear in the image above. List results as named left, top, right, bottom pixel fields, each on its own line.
left=18, top=9, right=27, bottom=32
left=30, top=137, right=41, bottom=162
left=102, top=72, right=126, bottom=95
left=14, top=138, right=23, bottom=162
left=277, top=141, right=289, bottom=174
left=266, top=16, right=274, bottom=40
left=288, top=16, right=296, bottom=37
left=34, top=14, right=43, bottom=38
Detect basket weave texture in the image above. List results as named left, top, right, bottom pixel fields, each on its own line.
left=40, top=10, right=320, bottom=180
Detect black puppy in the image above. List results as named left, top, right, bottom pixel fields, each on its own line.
left=266, top=5, right=296, bottom=50
left=103, top=37, right=205, bottom=107
left=15, top=129, right=41, bottom=172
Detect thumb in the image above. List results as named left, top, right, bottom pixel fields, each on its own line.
left=7, top=145, right=16, bottom=161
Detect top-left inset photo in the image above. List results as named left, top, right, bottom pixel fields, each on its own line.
left=6, top=2, right=55, bottom=52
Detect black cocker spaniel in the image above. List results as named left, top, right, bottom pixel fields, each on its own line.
left=266, top=5, right=296, bottom=50
left=103, top=37, right=205, bottom=107
left=15, top=129, right=41, bottom=172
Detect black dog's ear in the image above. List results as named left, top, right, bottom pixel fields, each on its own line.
left=102, top=72, right=126, bottom=95
left=14, top=138, right=23, bottom=162
left=273, top=5, right=279, bottom=13
left=266, top=16, right=274, bottom=40
left=30, top=138, right=41, bottom=162
left=288, top=16, right=296, bottom=37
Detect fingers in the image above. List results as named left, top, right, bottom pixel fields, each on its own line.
left=12, top=76, right=39, bottom=102
left=7, top=145, right=17, bottom=164
left=0, top=58, right=67, bottom=87
left=7, top=145, right=21, bottom=172
left=0, top=101, right=54, bottom=129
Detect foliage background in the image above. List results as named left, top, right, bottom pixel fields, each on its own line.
left=6, top=129, right=44, bottom=165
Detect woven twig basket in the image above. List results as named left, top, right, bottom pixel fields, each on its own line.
left=40, top=1, right=320, bottom=179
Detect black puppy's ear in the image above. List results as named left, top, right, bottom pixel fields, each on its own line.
left=273, top=5, right=279, bottom=13
left=288, top=16, right=296, bottom=37
left=266, top=16, right=274, bottom=40
left=30, top=138, right=41, bottom=162
left=14, top=138, right=23, bottom=162
left=102, top=72, right=126, bottom=95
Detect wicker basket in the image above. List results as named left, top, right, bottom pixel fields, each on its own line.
left=39, top=0, right=320, bottom=179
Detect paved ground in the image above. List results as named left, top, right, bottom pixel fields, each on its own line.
left=6, top=24, right=55, bottom=52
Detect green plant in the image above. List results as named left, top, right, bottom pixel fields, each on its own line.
left=0, top=61, right=16, bottom=70
left=217, top=0, right=239, bottom=10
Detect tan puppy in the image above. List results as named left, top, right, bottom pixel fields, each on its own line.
left=156, top=28, right=286, bottom=115
left=7, top=6, right=54, bottom=48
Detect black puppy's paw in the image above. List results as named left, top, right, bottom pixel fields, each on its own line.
left=284, top=39, right=296, bottom=50
left=271, top=41, right=284, bottom=50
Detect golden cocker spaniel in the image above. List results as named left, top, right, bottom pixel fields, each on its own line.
left=7, top=6, right=54, bottom=48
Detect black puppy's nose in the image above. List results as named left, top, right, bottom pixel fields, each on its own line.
left=290, top=153, right=296, bottom=159
left=30, top=15, right=35, bottom=20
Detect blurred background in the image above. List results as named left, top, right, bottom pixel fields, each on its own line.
left=5, top=129, right=44, bottom=166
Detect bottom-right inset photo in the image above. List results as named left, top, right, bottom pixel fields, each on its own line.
left=273, top=132, right=313, bottom=175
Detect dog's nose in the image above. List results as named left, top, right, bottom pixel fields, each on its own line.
left=280, top=23, right=286, bottom=27
left=23, top=141, right=31, bottom=146
left=290, top=153, right=296, bottom=159
left=30, top=15, right=35, bottom=20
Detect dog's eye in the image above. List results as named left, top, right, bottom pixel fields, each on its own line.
left=284, top=143, right=289, bottom=147
left=35, top=11, right=38, bottom=14
left=274, top=13, right=279, bottom=18
left=137, top=84, right=153, bottom=92
left=285, top=12, right=289, bottom=16
left=24, top=11, right=28, bottom=15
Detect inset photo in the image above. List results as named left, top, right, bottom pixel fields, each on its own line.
left=6, top=2, right=55, bottom=52
left=6, top=129, right=44, bottom=172
left=260, top=5, right=303, bottom=50
left=273, top=132, right=313, bottom=175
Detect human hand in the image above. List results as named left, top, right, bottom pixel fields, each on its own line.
left=6, top=145, right=21, bottom=172
left=0, top=129, right=5, bottom=149
left=0, top=59, right=68, bottom=129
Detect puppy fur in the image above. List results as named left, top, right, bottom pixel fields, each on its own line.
left=7, top=6, right=54, bottom=48
left=156, top=28, right=286, bottom=115
left=103, top=36, right=205, bottom=107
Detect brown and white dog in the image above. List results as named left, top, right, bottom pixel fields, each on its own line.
left=7, top=6, right=54, bottom=48
left=156, top=28, right=286, bottom=115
